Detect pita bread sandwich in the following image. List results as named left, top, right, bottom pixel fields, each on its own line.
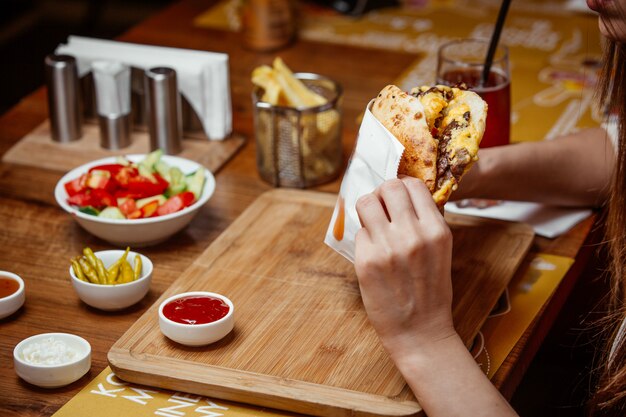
left=371, top=84, right=487, bottom=206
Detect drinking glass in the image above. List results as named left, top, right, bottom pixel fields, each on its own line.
left=436, top=38, right=511, bottom=148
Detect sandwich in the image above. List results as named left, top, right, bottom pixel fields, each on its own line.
left=371, top=84, right=487, bottom=206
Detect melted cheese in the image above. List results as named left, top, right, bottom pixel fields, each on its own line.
left=419, top=93, right=447, bottom=131
left=441, top=102, right=479, bottom=160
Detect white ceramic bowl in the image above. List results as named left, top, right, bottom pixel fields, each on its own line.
left=54, top=155, right=216, bottom=247
left=0, top=271, right=25, bottom=320
left=159, top=291, right=234, bottom=346
left=13, top=333, right=91, bottom=388
left=69, top=250, right=153, bottom=311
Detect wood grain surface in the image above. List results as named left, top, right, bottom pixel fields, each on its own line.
left=108, top=189, right=534, bottom=417
left=0, top=0, right=599, bottom=416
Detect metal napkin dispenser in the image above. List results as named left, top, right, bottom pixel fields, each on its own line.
left=56, top=36, right=231, bottom=141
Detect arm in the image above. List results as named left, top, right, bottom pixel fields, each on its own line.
left=355, top=178, right=518, bottom=417
left=454, top=127, right=615, bottom=207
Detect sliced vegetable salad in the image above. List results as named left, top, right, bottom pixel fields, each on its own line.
left=64, top=150, right=206, bottom=220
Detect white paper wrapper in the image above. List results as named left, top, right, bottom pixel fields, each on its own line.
left=324, top=101, right=405, bottom=263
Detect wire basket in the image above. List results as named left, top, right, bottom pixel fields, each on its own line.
left=252, top=73, right=343, bottom=188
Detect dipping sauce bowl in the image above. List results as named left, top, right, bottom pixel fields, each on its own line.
left=158, top=291, right=234, bottom=346
left=13, top=333, right=91, bottom=388
left=0, top=271, right=25, bottom=320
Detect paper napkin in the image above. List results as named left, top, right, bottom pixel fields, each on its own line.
left=445, top=200, right=593, bottom=238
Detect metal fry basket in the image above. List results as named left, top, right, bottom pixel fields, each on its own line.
left=252, top=73, right=343, bottom=188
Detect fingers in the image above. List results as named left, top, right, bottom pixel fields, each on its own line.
left=400, top=176, right=446, bottom=225
left=357, top=177, right=447, bottom=242
left=376, top=179, right=416, bottom=222
left=356, top=193, right=388, bottom=236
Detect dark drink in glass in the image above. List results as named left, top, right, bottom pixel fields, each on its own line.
left=436, top=39, right=511, bottom=148
left=438, top=67, right=510, bottom=148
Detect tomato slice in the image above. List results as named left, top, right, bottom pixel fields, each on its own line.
left=127, top=210, right=142, bottom=219
left=64, top=174, right=87, bottom=197
left=90, top=189, right=117, bottom=208
left=156, top=192, right=196, bottom=216
left=127, top=174, right=169, bottom=199
left=86, top=170, right=117, bottom=193
left=88, top=164, right=124, bottom=176
left=118, top=198, right=137, bottom=217
left=114, top=166, right=139, bottom=187
left=67, top=191, right=95, bottom=207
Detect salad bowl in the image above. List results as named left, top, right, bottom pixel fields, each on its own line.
left=54, top=154, right=215, bottom=246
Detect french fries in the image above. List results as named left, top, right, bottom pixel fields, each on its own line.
left=251, top=58, right=341, bottom=184
left=252, top=58, right=327, bottom=108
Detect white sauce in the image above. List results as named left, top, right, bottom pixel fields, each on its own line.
left=21, top=337, right=78, bottom=365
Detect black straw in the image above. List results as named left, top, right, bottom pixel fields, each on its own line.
left=481, top=0, right=512, bottom=87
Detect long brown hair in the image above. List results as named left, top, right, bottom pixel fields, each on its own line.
left=589, top=22, right=626, bottom=416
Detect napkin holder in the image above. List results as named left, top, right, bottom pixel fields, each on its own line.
left=56, top=36, right=232, bottom=141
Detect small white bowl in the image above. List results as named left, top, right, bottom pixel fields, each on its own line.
left=54, top=155, right=216, bottom=247
left=0, top=271, right=25, bottom=320
left=69, top=250, right=153, bottom=311
left=158, top=291, right=234, bottom=346
left=14, top=333, right=91, bottom=388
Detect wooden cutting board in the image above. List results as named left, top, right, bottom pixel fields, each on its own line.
left=109, top=189, right=534, bottom=417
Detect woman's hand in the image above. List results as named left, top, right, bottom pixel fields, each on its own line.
left=355, top=177, right=519, bottom=417
left=354, top=177, right=456, bottom=361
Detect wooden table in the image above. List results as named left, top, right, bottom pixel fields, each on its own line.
left=0, top=0, right=598, bottom=415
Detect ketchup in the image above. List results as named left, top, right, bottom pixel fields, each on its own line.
left=163, top=295, right=229, bottom=325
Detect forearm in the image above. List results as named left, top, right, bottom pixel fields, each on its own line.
left=454, top=128, right=615, bottom=207
left=392, top=334, right=518, bottom=417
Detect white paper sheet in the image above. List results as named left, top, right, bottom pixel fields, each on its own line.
left=445, top=200, right=593, bottom=238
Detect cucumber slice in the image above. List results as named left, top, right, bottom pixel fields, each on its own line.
left=78, top=206, right=100, bottom=216
left=138, top=164, right=158, bottom=183
left=166, top=167, right=186, bottom=196
left=140, top=149, right=163, bottom=170
left=155, top=161, right=172, bottom=182
left=186, top=169, right=206, bottom=200
left=98, top=207, right=126, bottom=219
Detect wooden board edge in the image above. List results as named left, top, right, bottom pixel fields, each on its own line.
left=259, top=188, right=338, bottom=206
left=108, top=348, right=423, bottom=417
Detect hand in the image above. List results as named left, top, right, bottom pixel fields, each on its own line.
left=354, top=177, right=456, bottom=362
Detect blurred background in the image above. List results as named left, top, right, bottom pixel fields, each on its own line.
left=0, top=0, right=173, bottom=115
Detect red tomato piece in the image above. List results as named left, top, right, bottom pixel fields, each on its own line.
left=127, top=174, right=169, bottom=199
left=67, top=192, right=95, bottom=207
left=86, top=170, right=118, bottom=194
left=118, top=199, right=137, bottom=216
left=156, top=192, right=196, bottom=217
left=88, top=164, right=124, bottom=176
left=64, top=174, right=87, bottom=197
left=90, top=189, right=117, bottom=208
left=127, top=210, right=142, bottom=219
left=114, top=166, right=139, bottom=187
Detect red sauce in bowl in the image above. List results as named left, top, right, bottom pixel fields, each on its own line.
left=0, top=278, right=20, bottom=299
left=163, top=295, right=229, bottom=325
